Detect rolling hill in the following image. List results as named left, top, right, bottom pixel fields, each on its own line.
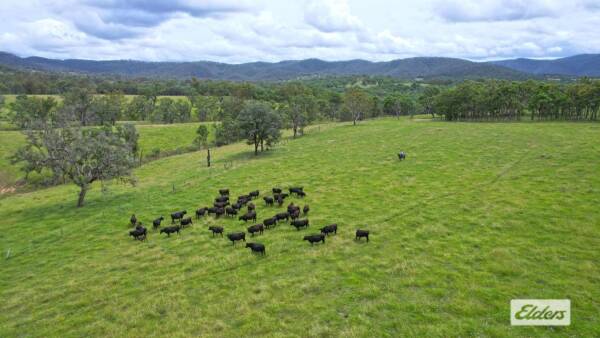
left=492, top=54, right=600, bottom=77
left=0, top=52, right=527, bottom=80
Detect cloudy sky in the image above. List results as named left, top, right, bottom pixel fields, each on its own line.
left=1, top=0, right=599, bottom=63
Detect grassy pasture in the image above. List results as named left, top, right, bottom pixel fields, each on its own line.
left=0, top=118, right=599, bottom=337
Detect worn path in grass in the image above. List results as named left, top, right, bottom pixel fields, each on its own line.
left=1, top=118, right=599, bottom=337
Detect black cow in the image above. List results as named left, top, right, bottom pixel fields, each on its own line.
left=219, top=189, right=230, bottom=196
left=263, top=217, right=277, bottom=229
left=320, top=224, right=337, bottom=236
left=263, top=196, right=274, bottom=206
left=297, top=191, right=306, bottom=198
left=226, top=207, right=238, bottom=217
left=195, top=208, right=207, bottom=219
left=129, top=226, right=147, bottom=241
left=247, top=223, right=264, bottom=236
left=356, top=229, right=369, bottom=242
left=398, top=152, right=406, bottom=160
left=247, top=202, right=256, bottom=211
left=291, top=219, right=309, bottom=230
left=289, top=187, right=304, bottom=195
left=171, top=210, right=187, bottom=224
left=303, top=233, right=325, bottom=245
left=272, top=187, right=282, bottom=194
left=276, top=196, right=284, bottom=207
left=227, top=232, right=246, bottom=245
left=249, top=190, right=259, bottom=199
left=130, top=214, right=137, bottom=226
left=303, top=205, right=310, bottom=215
left=232, top=202, right=242, bottom=210
left=180, top=217, right=193, bottom=227
left=287, top=203, right=299, bottom=213
left=215, top=196, right=229, bottom=203
left=160, top=226, right=181, bottom=237
left=290, top=210, right=300, bottom=221
left=214, top=201, right=229, bottom=208
left=239, top=211, right=257, bottom=223
left=208, top=226, right=224, bottom=237
left=275, top=212, right=289, bottom=222
left=245, top=243, right=265, bottom=255
left=207, top=207, right=218, bottom=215
left=215, top=208, right=225, bottom=218
left=152, top=216, right=164, bottom=229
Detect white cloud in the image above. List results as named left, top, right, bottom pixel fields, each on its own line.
left=304, top=0, right=363, bottom=33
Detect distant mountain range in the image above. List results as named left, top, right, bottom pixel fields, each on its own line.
left=1, top=51, right=598, bottom=81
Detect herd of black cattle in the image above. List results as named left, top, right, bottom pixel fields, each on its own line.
left=127, top=187, right=370, bottom=255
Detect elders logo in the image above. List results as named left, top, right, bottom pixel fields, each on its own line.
left=510, top=299, right=570, bottom=326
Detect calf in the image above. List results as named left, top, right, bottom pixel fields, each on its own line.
left=219, top=188, right=230, bottom=196
left=320, top=224, right=337, bottom=236
left=245, top=242, right=265, bottom=255
left=303, top=233, right=325, bottom=245
left=355, top=229, right=369, bottom=242
left=398, top=151, right=406, bottom=160
left=239, top=211, right=257, bottom=223
left=249, top=190, right=259, bottom=199
left=195, top=208, right=207, bottom=219
left=291, top=219, right=309, bottom=230
left=263, top=217, right=277, bottom=229
left=129, top=226, right=147, bottom=241
left=263, top=196, right=274, bottom=206
left=225, top=207, right=238, bottom=217
left=303, top=205, right=310, bottom=215
left=247, top=223, right=264, bottom=236
left=272, top=187, right=282, bottom=194
left=152, top=216, right=164, bottom=229
left=160, top=225, right=181, bottom=237
left=215, top=196, right=229, bottom=203
left=130, top=214, right=137, bottom=226
left=180, top=217, right=193, bottom=227
left=208, top=226, right=224, bottom=237
left=227, top=232, right=246, bottom=245
left=171, top=210, right=187, bottom=224
left=275, top=212, right=289, bottom=222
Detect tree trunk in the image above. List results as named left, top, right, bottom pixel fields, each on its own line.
left=77, top=185, right=88, bottom=208
left=260, top=139, right=264, bottom=152
left=254, top=136, right=259, bottom=155
left=293, top=126, right=297, bottom=138
left=206, top=148, right=211, bottom=167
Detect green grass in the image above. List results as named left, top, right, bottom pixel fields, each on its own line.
left=0, top=123, right=210, bottom=192
left=1, top=118, right=599, bottom=337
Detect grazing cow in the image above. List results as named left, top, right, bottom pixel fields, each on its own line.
left=227, top=232, right=246, bottom=245
left=247, top=202, right=256, bottom=211
left=247, top=223, right=264, bottom=236
left=219, top=189, right=230, bottom=196
left=214, top=201, right=229, bottom=208
left=207, top=207, right=218, bottom=215
left=320, top=224, right=337, bottom=236
left=208, top=226, right=224, bottom=237
left=356, top=229, right=369, bottom=242
left=232, top=202, right=242, bottom=210
left=171, top=210, right=187, bottom=223
left=129, top=226, right=147, bottom=241
left=272, top=188, right=282, bottom=194
left=275, top=212, right=289, bottom=222
left=225, top=207, right=238, bottom=217
left=130, top=214, right=137, bottom=226
left=215, top=196, right=229, bottom=203
left=239, top=211, right=257, bottom=223
left=275, top=193, right=289, bottom=201
left=263, top=196, right=274, bottom=206
left=297, top=191, right=306, bottom=198
left=238, top=195, right=250, bottom=202
left=276, top=196, right=284, bottom=207
left=249, top=190, right=259, bottom=199
left=215, top=208, right=225, bottom=218
left=291, top=219, right=309, bottom=230
left=152, top=216, right=164, bottom=229
left=263, top=217, right=277, bottom=229
left=160, top=225, right=181, bottom=237
left=180, top=217, right=193, bottom=227
left=289, top=187, right=304, bottom=196
left=398, top=151, right=406, bottom=160
left=195, top=208, right=207, bottom=219
left=303, top=234, right=325, bottom=245
left=303, top=205, right=310, bottom=215
left=287, top=203, right=299, bottom=213
left=290, top=210, right=300, bottom=221
left=245, top=242, right=265, bottom=255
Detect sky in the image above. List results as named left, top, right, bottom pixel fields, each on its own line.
left=1, top=0, right=599, bottom=63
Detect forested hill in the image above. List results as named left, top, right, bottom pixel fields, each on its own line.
left=492, top=54, right=600, bottom=77
left=0, top=52, right=526, bottom=80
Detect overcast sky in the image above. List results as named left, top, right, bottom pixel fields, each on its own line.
left=1, top=0, right=599, bottom=63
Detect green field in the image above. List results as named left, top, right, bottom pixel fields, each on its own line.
left=1, top=118, right=599, bottom=337
left=0, top=123, right=210, bottom=192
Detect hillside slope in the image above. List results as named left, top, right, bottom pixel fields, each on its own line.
left=492, top=54, right=600, bottom=77
left=0, top=52, right=526, bottom=80
left=1, top=119, right=599, bottom=337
